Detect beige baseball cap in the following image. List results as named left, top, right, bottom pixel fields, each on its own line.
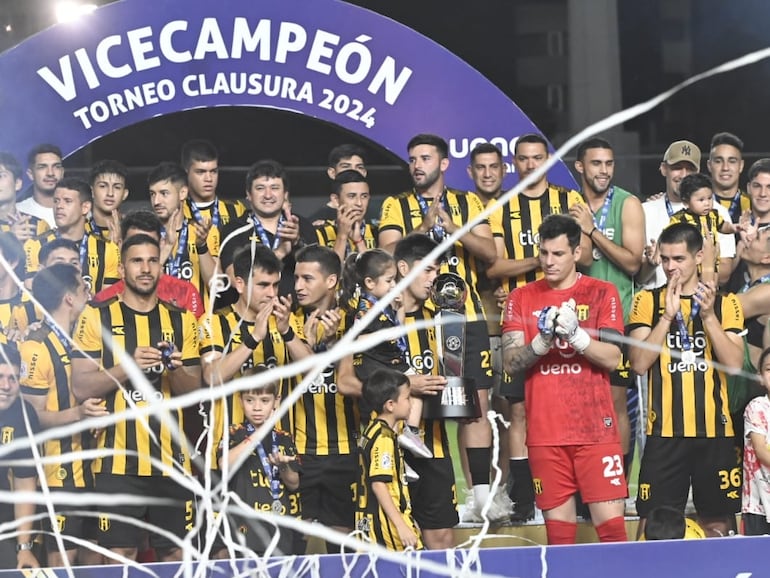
left=663, top=140, right=701, bottom=171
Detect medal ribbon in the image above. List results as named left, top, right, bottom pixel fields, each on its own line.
left=593, top=187, right=615, bottom=233
left=251, top=214, right=285, bottom=251
left=166, top=221, right=189, bottom=278
left=56, top=230, right=90, bottom=273
left=188, top=198, right=220, bottom=229
left=664, top=196, right=676, bottom=218
left=416, top=191, right=449, bottom=242
left=359, top=292, right=408, bottom=355
left=45, top=319, right=72, bottom=355
left=674, top=297, right=700, bottom=353
left=251, top=426, right=281, bottom=503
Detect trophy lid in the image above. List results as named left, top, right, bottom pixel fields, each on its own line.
left=431, top=273, right=467, bottom=313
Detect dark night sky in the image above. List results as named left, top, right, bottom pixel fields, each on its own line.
left=4, top=0, right=770, bottom=202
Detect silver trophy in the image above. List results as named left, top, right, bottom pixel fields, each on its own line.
left=424, top=273, right=481, bottom=419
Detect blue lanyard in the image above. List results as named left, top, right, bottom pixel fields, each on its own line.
left=741, top=273, right=770, bottom=294
left=415, top=191, right=449, bottom=242
left=664, top=196, right=676, bottom=218
left=674, top=298, right=700, bottom=352
left=251, top=214, right=285, bottom=251
left=87, top=217, right=106, bottom=239
left=714, top=191, right=743, bottom=223
left=56, top=231, right=89, bottom=273
left=188, top=198, right=220, bottom=229
left=166, top=221, right=189, bottom=278
left=592, top=187, right=615, bottom=233
left=359, top=292, right=408, bottom=355
left=45, top=319, right=71, bottom=355
left=250, top=426, right=281, bottom=503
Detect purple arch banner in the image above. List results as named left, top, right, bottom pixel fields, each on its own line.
left=0, top=0, right=576, bottom=189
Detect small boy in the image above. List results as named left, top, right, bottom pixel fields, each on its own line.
left=355, top=368, right=423, bottom=550
left=668, top=173, right=742, bottom=277
left=218, top=376, right=301, bottom=556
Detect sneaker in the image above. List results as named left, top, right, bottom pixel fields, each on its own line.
left=404, top=462, right=420, bottom=483
left=398, top=428, right=433, bottom=459
left=510, top=501, right=535, bottom=524
left=485, top=489, right=513, bottom=523
left=460, top=491, right=483, bottom=524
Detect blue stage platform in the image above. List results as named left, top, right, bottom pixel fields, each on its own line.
left=2, top=536, right=767, bottom=578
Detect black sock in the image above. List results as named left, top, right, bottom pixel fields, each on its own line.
left=466, top=447, right=491, bottom=486
left=407, top=425, right=420, bottom=434
left=508, top=458, right=534, bottom=504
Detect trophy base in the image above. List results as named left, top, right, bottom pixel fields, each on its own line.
left=422, top=376, right=481, bottom=420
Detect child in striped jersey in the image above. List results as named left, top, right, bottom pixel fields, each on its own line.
left=341, top=249, right=432, bottom=460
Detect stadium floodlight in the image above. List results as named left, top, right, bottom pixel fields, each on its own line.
left=55, top=1, right=98, bottom=23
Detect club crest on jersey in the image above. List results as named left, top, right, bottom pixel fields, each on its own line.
left=162, top=330, right=175, bottom=343
left=1, top=427, right=13, bottom=444
left=99, top=516, right=111, bottom=532
left=576, top=305, right=589, bottom=321
left=639, top=484, right=651, bottom=501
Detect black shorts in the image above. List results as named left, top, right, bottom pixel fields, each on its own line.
left=499, top=369, right=525, bottom=403
left=743, top=512, right=770, bottom=536
left=299, top=453, right=356, bottom=528
left=41, top=488, right=98, bottom=552
left=636, top=436, right=741, bottom=518
left=404, top=455, right=459, bottom=530
left=94, top=474, right=195, bottom=552
left=464, top=320, right=493, bottom=389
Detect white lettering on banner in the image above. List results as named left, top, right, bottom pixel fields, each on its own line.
left=73, top=79, right=176, bottom=128
left=36, top=18, right=413, bottom=106
left=449, top=136, right=518, bottom=173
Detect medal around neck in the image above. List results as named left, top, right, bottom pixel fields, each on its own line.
left=423, top=273, right=481, bottom=420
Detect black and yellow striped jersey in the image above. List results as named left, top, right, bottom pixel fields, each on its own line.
left=379, top=188, right=488, bottom=321
left=20, top=325, right=93, bottom=489
left=403, top=305, right=450, bottom=459
left=183, top=197, right=248, bottom=256
left=0, top=213, right=50, bottom=237
left=715, top=190, right=750, bottom=224
left=288, top=307, right=359, bottom=456
left=490, top=183, right=583, bottom=292
left=11, top=298, right=42, bottom=336
left=198, top=307, right=298, bottom=468
left=0, top=291, right=25, bottom=344
left=23, top=231, right=120, bottom=295
left=669, top=209, right=724, bottom=240
left=355, top=418, right=421, bottom=551
left=72, top=296, right=200, bottom=476
left=315, top=221, right=378, bottom=256
left=628, top=288, right=743, bottom=438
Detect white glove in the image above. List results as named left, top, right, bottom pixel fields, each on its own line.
left=532, top=306, right=558, bottom=355
left=555, top=299, right=590, bottom=353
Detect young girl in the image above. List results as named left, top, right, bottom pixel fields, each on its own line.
left=742, top=346, right=770, bottom=535
left=341, top=249, right=432, bottom=460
